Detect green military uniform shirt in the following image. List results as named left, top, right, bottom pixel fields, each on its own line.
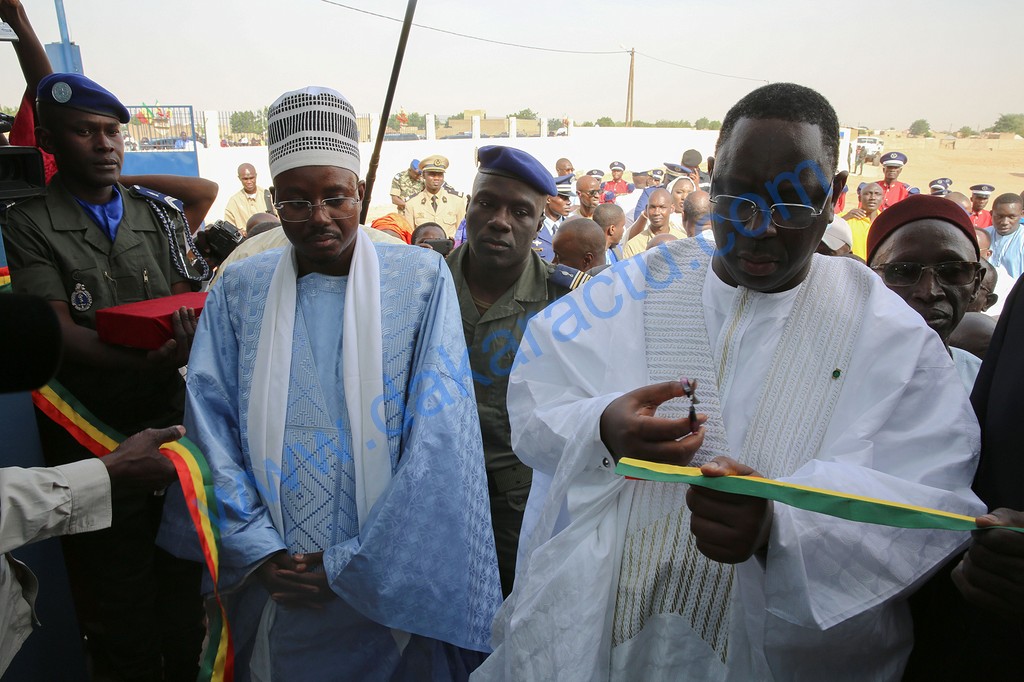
left=447, top=243, right=590, bottom=595
left=3, top=175, right=193, bottom=433
left=446, top=246, right=583, bottom=476
left=389, top=169, right=424, bottom=202
left=403, top=185, right=467, bottom=237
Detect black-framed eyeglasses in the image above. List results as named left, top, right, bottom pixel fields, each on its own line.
left=274, top=196, right=361, bottom=223
left=581, top=189, right=602, bottom=197
left=871, top=261, right=980, bottom=287
left=709, top=184, right=833, bottom=231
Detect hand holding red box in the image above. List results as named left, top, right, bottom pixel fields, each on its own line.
left=95, top=292, right=207, bottom=351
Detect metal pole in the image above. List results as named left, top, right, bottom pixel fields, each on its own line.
left=53, top=0, right=73, bottom=73
left=361, top=0, right=418, bottom=224
left=625, top=48, right=635, bottom=127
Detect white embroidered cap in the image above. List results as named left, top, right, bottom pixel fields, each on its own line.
left=267, top=86, right=361, bottom=178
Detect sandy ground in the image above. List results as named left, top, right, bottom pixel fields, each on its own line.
left=846, top=136, right=1024, bottom=199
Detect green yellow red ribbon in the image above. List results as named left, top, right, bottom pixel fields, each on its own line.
left=31, top=380, right=233, bottom=681
left=0, top=266, right=12, bottom=294
left=616, top=457, right=1024, bottom=534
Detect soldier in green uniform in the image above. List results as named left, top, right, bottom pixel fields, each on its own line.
left=389, top=157, right=424, bottom=211
left=447, top=145, right=589, bottom=597
left=403, top=154, right=467, bottom=237
left=2, top=73, right=208, bottom=681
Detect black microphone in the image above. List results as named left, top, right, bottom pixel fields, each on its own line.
left=0, top=294, right=62, bottom=393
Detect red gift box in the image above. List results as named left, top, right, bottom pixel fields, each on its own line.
left=95, top=292, right=207, bottom=350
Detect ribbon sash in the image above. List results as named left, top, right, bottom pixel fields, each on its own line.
left=616, top=457, right=1024, bottom=534
left=32, top=381, right=233, bottom=681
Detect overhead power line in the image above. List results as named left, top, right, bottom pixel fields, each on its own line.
left=321, top=0, right=766, bottom=85
left=321, top=0, right=625, bottom=55
left=633, top=51, right=768, bottom=84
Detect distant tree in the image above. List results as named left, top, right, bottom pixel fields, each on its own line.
left=958, top=126, right=976, bottom=138
left=448, top=112, right=465, bottom=120
left=578, top=121, right=595, bottom=127
left=695, top=117, right=710, bottom=130
left=509, top=108, right=538, bottom=120
left=908, top=119, right=930, bottom=136
left=547, top=119, right=562, bottom=133
left=992, top=113, right=1024, bottom=136
left=230, top=109, right=266, bottom=135
left=654, top=119, right=692, bottom=128
left=1, top=104, right=18, bottom=117
left=709, top=120, right=722, bottom=130
left=388, top=111, right=426, bottom=129
left=596, top=116, right=615, bottom=127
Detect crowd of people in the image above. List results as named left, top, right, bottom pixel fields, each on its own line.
left=2, top=1, right=1023, bottom=680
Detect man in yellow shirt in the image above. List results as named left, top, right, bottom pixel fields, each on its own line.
left=623, top=189, right=686, bottom=257
left=842, top=182, right=882, bottom=259
left=223, top=163, right=275, bottom=234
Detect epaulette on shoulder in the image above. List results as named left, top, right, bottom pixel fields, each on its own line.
left=128, top=185, right=185, bottom=213
left=442, top=183, right=465, bottom=198
left=548, top=263, right=591, bottom=292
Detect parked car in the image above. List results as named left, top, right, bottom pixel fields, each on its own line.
left=855, top=136, right=884, bottom=163
left=140, top=137, right=180, bottom=150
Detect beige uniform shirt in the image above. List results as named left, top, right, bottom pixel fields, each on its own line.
left=403, top=186, right=467, bottom=237
left=223, top=187, right=275, bottom=234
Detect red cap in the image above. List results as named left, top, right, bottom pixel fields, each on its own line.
left=866, top=194, right=979, bottom=264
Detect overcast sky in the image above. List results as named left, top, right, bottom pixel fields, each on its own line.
left=1, top=0, right=1017, bottom=131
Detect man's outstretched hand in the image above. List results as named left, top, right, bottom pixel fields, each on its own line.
left=103, top=425, right=182, bottom=491
left=599, top=380, right=705, bottom=465
left=687, top=456, right=773, bottom=564
left=952, top=508, right=1024, bottom=620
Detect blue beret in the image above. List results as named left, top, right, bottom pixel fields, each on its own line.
left=477, top=145, right=557, bottom=196
left=970, top=184, right=996, bottom=197
left=411, top=159, right=420, bottom=170
left=880, top=151, right=908, bottom=167
left=609, top=161, right=625, bottom=171
left=37, top=73, right=130, bottom=124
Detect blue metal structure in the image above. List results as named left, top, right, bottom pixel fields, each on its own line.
left=122, top=105, right=200, bottom=177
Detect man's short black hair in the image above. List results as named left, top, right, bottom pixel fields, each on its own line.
left=411, top=221, right=444, bottom=242
left=992, top=192, right=1023, bottom=210
left=593, top=203, right=625, bottom=229
left=716, top=83, right=840, bottom=173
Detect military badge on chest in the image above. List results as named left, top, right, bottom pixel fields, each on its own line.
left=71, top=282, right=93, bottom=311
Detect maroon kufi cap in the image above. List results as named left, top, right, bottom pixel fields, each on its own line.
left=866, top=194, right=979, bottom=264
